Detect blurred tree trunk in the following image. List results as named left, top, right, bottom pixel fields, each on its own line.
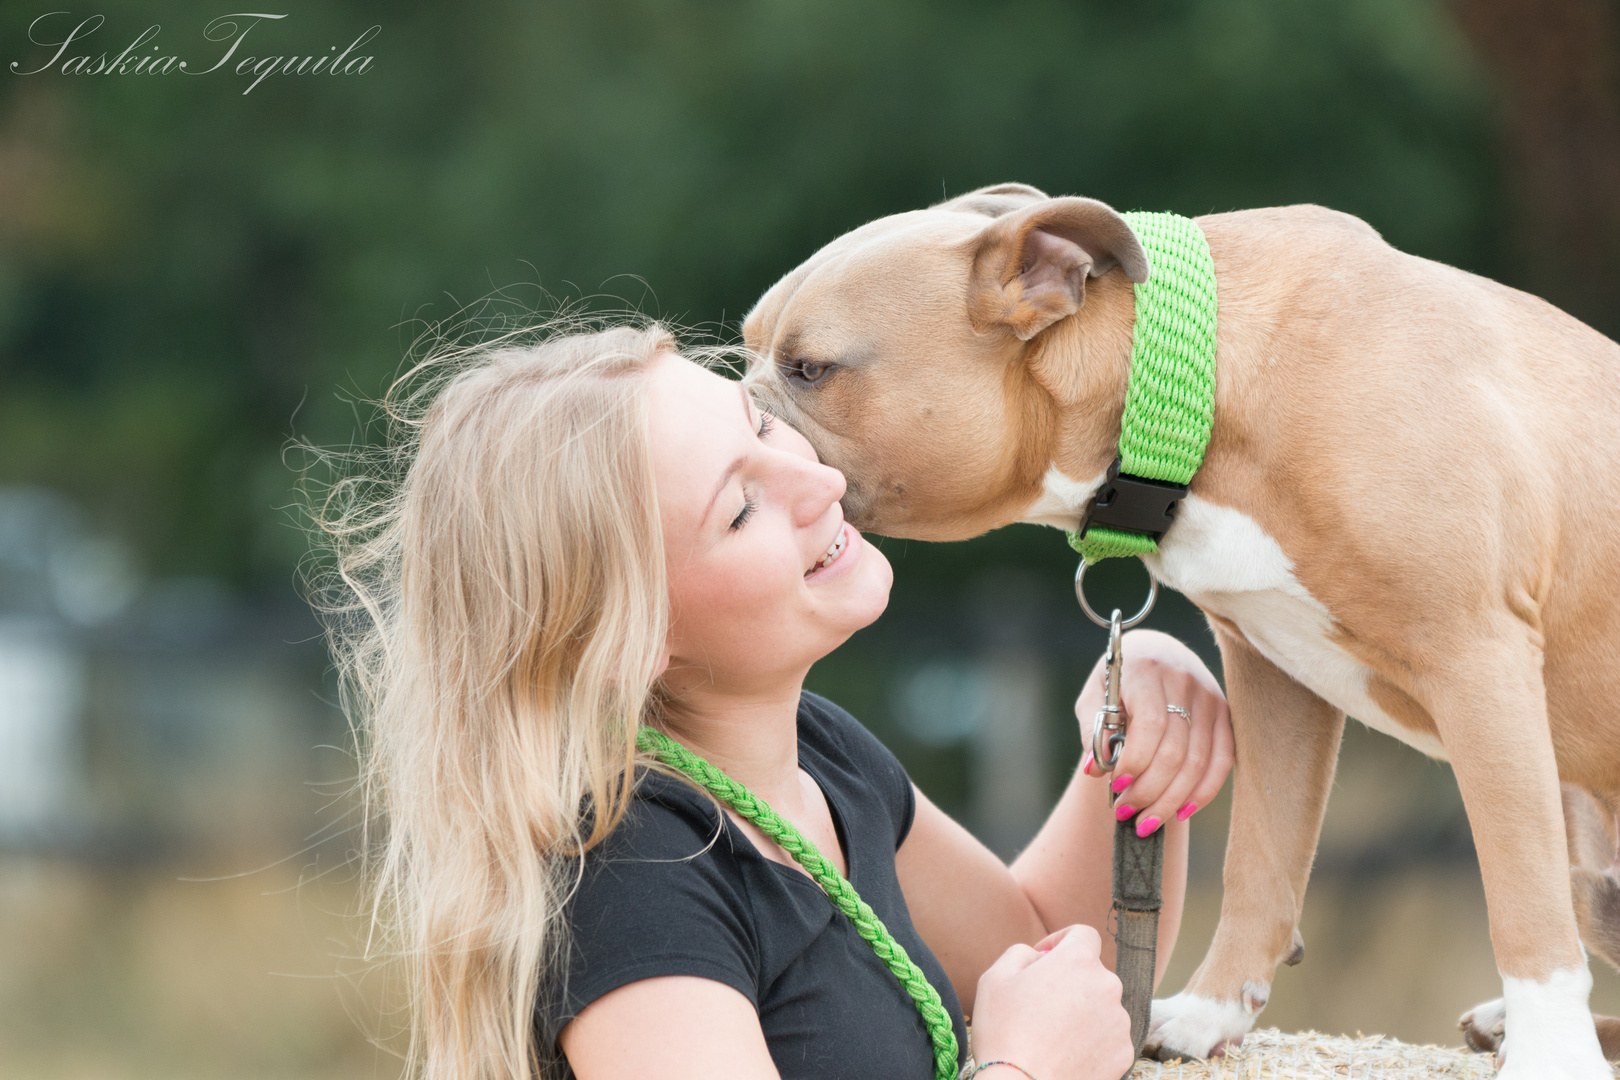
left=1449, top=0, right=1620, bottom=336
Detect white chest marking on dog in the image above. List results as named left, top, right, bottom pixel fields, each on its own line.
left=1137, top=494, right=1451, bottom=760
left=1018, top=464, right=1106, bottom=530
left=1022, top=472, right=1448, bottom=758
left=1496, top=964, right=1610, bottom=1080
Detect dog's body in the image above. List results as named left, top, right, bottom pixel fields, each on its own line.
left=742, top=184, right=1620, bottom=1078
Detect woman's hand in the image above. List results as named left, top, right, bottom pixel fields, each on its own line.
left=969, top=924, right=1134, bottom=1080
left=1076, top=628, right=1232, bottom=836
left=900, top=629, right=1225, bottom=1009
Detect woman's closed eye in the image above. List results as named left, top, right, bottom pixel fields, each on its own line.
left=724, top=412, right=776, bottom=530
left=729, top=495, right=758, bottom=531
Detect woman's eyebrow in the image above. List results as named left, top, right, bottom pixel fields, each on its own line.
left=703, top=384, right=756, bottom=524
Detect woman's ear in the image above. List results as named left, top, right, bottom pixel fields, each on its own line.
left=966, top=196, right=1148, bottom=340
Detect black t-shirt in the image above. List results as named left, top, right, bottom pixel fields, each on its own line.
left=538, top=692, right=968, bottom=1079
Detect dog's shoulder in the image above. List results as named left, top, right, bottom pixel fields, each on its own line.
left=1199, top=204, right=1388, bottom=247
left=1193, top=205, right=1401, bottom=293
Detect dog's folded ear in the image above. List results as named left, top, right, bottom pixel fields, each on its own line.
left=935, top=182, right=1050, bottom=217
left=966, top=197, right=1149, bottom=341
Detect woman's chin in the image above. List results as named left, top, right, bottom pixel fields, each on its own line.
left=828, top=539, right=893, bottom=635
left=861, top=540, right=894, bottom=614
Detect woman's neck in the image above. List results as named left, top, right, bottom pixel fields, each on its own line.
left=660, top=679, right=806, bottom=807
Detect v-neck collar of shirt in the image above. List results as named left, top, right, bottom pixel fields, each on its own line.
left=719, top=752, right=855, bottom=893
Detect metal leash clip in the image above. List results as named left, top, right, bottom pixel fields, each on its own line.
left=1074, top=557, right=1159, bottom=773
left=1093, top=609, right=1127, bottom=771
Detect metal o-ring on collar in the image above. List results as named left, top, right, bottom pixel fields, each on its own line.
left=1074, top=556, right=1159, bottom=630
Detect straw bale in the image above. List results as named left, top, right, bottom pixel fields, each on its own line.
left=1125, top=1028, right=1620, bottom=1078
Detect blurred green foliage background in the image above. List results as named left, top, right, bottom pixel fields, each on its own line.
left=1, top=0, right=1506, bottom=587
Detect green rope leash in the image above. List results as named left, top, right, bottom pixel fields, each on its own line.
left=635, top=726, right=961, bottom=1080
left=1067, top=211, right=1217, bottom=565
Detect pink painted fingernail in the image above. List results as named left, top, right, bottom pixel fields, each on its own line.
left=1114, top=802, right=1136, bottom=821
left=1081, top=750, right=1094, bottom=775
left=1136, top=815, right=1162, bottom=837
left=1177, top=802, right=1198, bottom=821
left=1110, top=774, right=1133, bottom=794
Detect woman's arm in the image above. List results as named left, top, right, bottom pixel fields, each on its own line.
left=560, top=976, right=781, bottom=1080
left=893, top=781, right=1048, bottom=1009
left=895, top=628, right=1231, bottom=1011
left=561, top=948, right=1133, bottom=1080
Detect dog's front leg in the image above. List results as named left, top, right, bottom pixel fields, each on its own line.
left=1436, top=634, right=1609, bottom=1079
left=1144, top=628, right=1344, bottom=1060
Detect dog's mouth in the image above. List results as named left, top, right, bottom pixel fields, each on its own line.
left=834, top=478, right=891, bottom=533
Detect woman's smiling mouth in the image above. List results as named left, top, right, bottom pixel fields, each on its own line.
left=806, top=523, right=849, bottom=576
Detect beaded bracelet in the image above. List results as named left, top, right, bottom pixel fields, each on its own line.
left=967, top=1062, right=1039, bottom=1080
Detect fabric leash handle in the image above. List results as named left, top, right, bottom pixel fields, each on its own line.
left=1112, top=818, right=1164, bottom=1069
left=635, top=727, right=961, bottom=1080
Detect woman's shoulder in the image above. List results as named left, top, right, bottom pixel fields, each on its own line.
left=598, top=767, right=728, bottom=862
left=567, top=769, right=759, bottom=964
left=545, top=770, right=763, bottom=1044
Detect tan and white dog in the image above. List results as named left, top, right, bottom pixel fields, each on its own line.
left=741, top=183, right=1620, bottom=1078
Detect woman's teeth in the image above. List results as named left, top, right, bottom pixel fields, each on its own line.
left=810, top=528, right=847, bottom=573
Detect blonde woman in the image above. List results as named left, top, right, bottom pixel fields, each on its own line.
left=320, top=322, right=1233, bottom=1080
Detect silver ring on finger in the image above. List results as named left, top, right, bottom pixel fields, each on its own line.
left=1166, top=704, right=1191, bottom=723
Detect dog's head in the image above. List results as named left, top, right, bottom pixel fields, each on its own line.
left=742, top=183, right=1147, bottom=541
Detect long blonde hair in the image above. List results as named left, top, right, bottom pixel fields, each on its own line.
left=312, top=318, right=676, bottom=1080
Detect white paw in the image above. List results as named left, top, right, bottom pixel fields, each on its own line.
left=1143, top=987, right=1261, bottom=1061
left=1492, top=966, right=1611, bottom=1080
left=1496, top=1054, right=1613, bottom=1080
left=1458, top=996, right=1505, bottom=1057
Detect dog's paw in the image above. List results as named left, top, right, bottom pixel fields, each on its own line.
left=1491, top=967, right=1614, bottom=1080
left=1495, top=1053, right=1614, bottom=1080
left=1142, top=989, right=1259, bottom=1061
left=1459, top=996, right=1506, bottom=1058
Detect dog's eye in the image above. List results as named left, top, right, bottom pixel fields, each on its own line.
left=787, top=358, right=834, bottom=386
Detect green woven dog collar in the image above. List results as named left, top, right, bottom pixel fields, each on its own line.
left=1066, top=211, right=1217, bottom=565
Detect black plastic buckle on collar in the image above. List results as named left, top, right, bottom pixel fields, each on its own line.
left=1076, top=457, right=1188, bottom=542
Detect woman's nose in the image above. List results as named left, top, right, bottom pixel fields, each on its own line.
left=783, top=454, right=846, bottom=527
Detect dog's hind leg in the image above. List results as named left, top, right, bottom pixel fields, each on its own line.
left=1144, top=628, right=1344, bottom=1061
left=1433, top=628, right=1608, bottom=1080
left=1463, top=784, right=1620, bottom=1060
left=1567, top=786, right=1620, bottom=1060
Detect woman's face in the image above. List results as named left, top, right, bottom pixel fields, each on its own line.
left=646, top=351, right=893, bottom=697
